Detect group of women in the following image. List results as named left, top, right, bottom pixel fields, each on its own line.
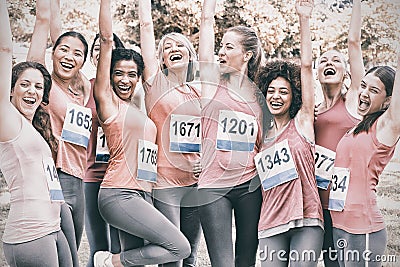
left=0, top=0, right=399, bottom=266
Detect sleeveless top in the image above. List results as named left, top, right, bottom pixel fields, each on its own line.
left=330, top=122, right=396, bottom=234
left=199, top=82, right=263, bottom=188
left=258, top=119, right=323, bottom=237
left=0, top=117, right=61, bottom=243
left=143, top=71, right=201, bottom=188
left=314, top=96, right=359, bottom=209
left=100, top=99, right=157, bottom=192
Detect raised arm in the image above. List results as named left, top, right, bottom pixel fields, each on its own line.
left=26, top=0, right=51, bottom=66
left=295, top=0, right=315, bottom=141
left=94, top=0, right=118, bottom=122
left=139, top=0, right=159, bottom=82
left=0, top=0, right=22, bottom=141
left=346, top=0, right=364, bottom=106
left=377, top=53, right=400, bottom=146
left=199, top=0, right=219, bottom=101
left=50, top=0, right=62, bottom=44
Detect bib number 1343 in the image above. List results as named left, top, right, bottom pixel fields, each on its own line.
left=254, top=139, right=298, bottom=191
left=328, top=167, right=350, bottom=211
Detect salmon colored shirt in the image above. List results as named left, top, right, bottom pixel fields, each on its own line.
left=44, top=81, right=87, bottom=179
left=0, top=117, right=61, bottom=244
left=143, top=71, right=201, bottom=188
left=330, top=122, right=396, bottom=234
left=99, top=99, right=156, bottom=192
left=258, top=119, right=323, bottom=233
left=84, top=78, right=108, bottom=183
left=314, top=96, right=359, bottom=209
left=199, top=82, right=263, bottom=188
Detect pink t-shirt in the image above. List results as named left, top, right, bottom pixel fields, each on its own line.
left=84, top=78, right=108, bottom=183
left=199, top=82, right=263, bottom=188
left=314, top=96, right=359, bottom=209
left=100, top=100, right=156, bottom=192
left=258, top=119, right=323, bottom=232
left=44, top=81, right=87, bottom=179
left=0, top=117, right=61, bottom=244
left=143, top=71, right=201, bottom=188
left=330, top=122, right=396, bottom=234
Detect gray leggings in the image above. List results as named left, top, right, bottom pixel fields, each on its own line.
left=98, top=188, right=191, bottom=266
left=153, top=185, right=201, bottom=267
left=258, top=226, right=324, bottom=267
left=84, top=182, right=121, bottom=267
left=332, top=227, right=387, bottom=267
left=58, top=171, right=84, bottom=267
left=3, top=230, right=72, bottom=267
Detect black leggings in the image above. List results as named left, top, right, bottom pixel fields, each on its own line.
left=198, top=179, right=262, bottom=267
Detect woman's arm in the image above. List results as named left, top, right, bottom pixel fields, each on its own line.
left=138, top=0, right=159, bottom=83
left=94, top=0, right=118, bottom=122
left=26, top=0, right=51, bottom=66
left=295, top=0, right=315, bottom=141
left=50, top=0, right=61, bottom=44
left=377, top=53, right=400, bottom=146
left=0, top=0, right=22, bottom=141
left=346, top=0, right=364, bottom=115
left=199, top=0, right=219, bottom=101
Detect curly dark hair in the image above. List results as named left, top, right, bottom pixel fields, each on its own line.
left=11, top=61, right=58, bottom=158
left=256, top=60, right=302, bottom=120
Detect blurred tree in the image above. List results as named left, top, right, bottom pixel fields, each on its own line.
left=7, top=0, right=400, bottom=67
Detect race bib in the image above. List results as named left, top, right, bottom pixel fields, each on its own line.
left=42, top=157, right=64, bottom=202
left=315, top=145, right=336, bottom=190
left=216, top=110, right=258, bottom=152
left=328, top=167, right=350, bottom=211
left=95, top=126, right=110, bottom=163
left=255, top=139, right=298, bottom=191
left=169, top=114, right=201, bottom=153
left=137, top=139, right=158, bottom=183
left=61, top=103, right=92, bottom=148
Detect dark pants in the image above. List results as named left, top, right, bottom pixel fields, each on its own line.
left=198, top=179, right=262, bottom=267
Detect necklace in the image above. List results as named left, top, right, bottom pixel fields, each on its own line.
left=68, top=86, right=81, bottom=97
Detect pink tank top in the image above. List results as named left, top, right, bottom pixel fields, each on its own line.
left=100, top=100, right=156, bottom=192
left=314, top=96, right=359, bottom=209
left=84, top=78, right=108, bottom=183
left=0, top=117, right=61, bottom=244
left=330, top=122, right=396, bottom=234
left=199, top=82, right=263, bottom=188
left=44, top=81, right=88, bottom=179
left=258, top=119, right=323, bottom=232
left=143, top=72, right=201, bottom=188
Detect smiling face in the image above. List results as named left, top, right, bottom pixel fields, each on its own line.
left=162, top=37, right=190, bottom=71
left=11, top=68, right=45, bottom=121
left=317, top=50, right=347, bottom=86
left=111, top=60, right=139, bottom=102
left=218, top=31, right=248, bottom=75
left=357, top=72, right=389, bottom=117
left=52, top=36, right=86, bottom=80
left=266, top=76, right=293, bottom=119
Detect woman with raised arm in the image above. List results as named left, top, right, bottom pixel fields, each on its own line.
left=329, top=55, right=399, bottom=267
left=83, top=32, right=125, bottom=267
left=198, top=0, right=265, bottom=266
left=314, top=1, right=363, bottom=266
left=27, top=0, right=90, bottom=261
left=139, top=0, right=201, bottom=266
left=0, top=0, right=72, bottom=266
left=255, top=1, right=323, bottom=266
left=93, top=0, right=190, bottom=266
